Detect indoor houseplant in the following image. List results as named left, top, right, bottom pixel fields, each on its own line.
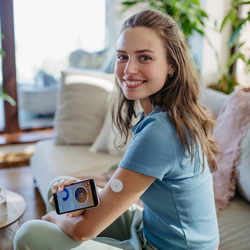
left=209, top=0, right=250, bottom=94
left=121, top=0, right=209, bottom=37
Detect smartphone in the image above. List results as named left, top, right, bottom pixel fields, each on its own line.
left=53, top=178, right=99, bottom=214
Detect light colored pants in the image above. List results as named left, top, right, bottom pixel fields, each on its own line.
left=14, top=176, right=159, bottom=250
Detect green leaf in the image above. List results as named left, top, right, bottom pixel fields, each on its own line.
left=239, top=41, right=245, bottom=47
left=0, top=86, right=16, bottom=106
left=233, top=1, right=250, bottom=7
left=226, top=51, right=241, bottom=68
left=121, top=1, right=140, bottom=6
left=228, top=19, right=247, bottom=48
left=230, top=8, right=238, bottom=24
left=0, top=49, right=5, bottom=57
left=2, top=93, right=16, bottom=106
left=220, top=9, right=235, bottom=31
left=191, top=0, right=200, bottom=5
left=238, top=53, right=246, bottom=62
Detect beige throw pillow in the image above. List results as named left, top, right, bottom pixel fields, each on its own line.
left=54, top=69, right=115, bottom=145
left=90, top=104, right=143, bottom=156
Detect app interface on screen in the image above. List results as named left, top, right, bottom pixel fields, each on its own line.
left=57, top=180, right=95, bottom=213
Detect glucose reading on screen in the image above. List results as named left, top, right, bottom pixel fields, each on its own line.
left=53, top=178, right=99, bottom=214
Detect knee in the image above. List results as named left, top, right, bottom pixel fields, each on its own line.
left=14, top=220, right=43, bottom=250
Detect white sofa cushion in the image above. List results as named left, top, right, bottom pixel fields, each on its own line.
left=89, top=104, right=143, bottom=156
left=199, top=87, right=228, bottom=116
left=54, top=69, right=115, bottom=145
left=31, top=139, right=123, bottom=203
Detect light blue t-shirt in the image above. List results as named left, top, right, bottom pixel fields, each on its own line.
left=119, top=109, right=219, bottom=250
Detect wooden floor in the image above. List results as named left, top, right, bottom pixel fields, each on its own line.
left=0, top=166, right=46, bottom=224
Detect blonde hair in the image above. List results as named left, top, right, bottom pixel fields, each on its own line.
left=110, top=9, right=218, bottom=172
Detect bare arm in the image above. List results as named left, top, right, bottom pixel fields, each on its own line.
left=42, top=167, right=156, bottom=242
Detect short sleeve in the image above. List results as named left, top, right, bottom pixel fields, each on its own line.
left=119, top=115, right=177, bottom=180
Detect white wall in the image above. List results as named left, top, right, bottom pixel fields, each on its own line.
left=200, top=0, right=232, bottom=86
left=237, top=4, right=250, bottom=88
left=105, top=0, right=148, bottom=50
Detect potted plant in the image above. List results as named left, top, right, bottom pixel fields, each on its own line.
left=209, top=0, right=250, bottom=94
left=121, top=0, right=222, bottom=79
left=121, top=0, right=209, bottom=37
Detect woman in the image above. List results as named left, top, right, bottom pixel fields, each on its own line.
left=14, top=9, right=219, bottom=250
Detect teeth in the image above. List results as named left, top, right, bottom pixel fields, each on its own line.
left=125, top=80, right=144, bottom=86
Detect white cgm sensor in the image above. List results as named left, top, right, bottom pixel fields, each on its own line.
left=111, top=179, right=124, bottom=193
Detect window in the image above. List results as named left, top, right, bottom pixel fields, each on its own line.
left=0, top=0, right=106, bottom=132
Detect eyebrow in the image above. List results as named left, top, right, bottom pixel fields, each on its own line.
left=116, top=49, right=155, bottom=54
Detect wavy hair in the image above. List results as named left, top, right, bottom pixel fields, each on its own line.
left=110, top=9, right=218, bottom=172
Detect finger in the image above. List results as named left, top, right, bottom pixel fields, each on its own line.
left=52, top=182, right=59, bottom=194
left=66, top=213, right=72, bottom=218
left=49, top=196, right=54, bottom=204
left=64, top=179, right=77, bottom=185
left=66, top=209, right=85, bottom=218
left=58, top=179, right=67, bottom=192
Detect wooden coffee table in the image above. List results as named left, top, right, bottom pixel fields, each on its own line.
left=0, top=190, right=26, bottom=249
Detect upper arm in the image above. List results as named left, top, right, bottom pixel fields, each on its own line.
left=73, top=167, right=156, bottom=241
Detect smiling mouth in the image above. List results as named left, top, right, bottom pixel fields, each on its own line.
left=124, top=80, right=147, bottom=86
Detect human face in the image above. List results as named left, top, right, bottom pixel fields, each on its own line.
left=115, top=27, right=173, bottom=115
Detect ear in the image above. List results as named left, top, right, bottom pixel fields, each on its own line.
left=168, top=64, right=175, bottom=74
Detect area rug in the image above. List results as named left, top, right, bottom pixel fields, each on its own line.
left=0, top=153, right=32, bottom=169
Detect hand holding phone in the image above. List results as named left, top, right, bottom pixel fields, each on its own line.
left=53, top=178, right=99, bottom=215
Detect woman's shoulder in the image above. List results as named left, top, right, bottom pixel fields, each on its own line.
left=134, top=109, right=172, bottom=129
left=132, top=109, right=176, bottom=138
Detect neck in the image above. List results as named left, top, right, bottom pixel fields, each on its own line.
left=139, top=99, right=153, bottom=117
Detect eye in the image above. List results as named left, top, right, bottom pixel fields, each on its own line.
left=139, top=55, right=152, bottom=61
left=117, top=54, right=128, bottom=61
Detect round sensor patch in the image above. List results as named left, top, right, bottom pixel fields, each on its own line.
left=111, top=179, right=124, bottom=193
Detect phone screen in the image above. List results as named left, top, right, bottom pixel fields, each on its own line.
left=53, top=179, right=99, bottom=214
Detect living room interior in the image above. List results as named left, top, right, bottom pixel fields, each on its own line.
left=0, top=0, right=250, bottom=249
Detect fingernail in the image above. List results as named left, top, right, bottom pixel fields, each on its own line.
left=52, top=189, right=56, bottom=193
left=59, top=187, right=63, bottom=191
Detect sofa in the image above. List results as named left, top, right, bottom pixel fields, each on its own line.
left=30, top=68, right=250, bottom=250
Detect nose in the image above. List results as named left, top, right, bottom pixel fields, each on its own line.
left=124, top=59, right=139, bottom=76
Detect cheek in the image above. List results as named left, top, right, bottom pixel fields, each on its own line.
left=146, top=67, right=167, bottom=84
left=115, top=63, right=124, bottom=78
left=147, top=67, right=167, bottom=90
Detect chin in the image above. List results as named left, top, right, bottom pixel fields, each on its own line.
left=124, top=96, right=137, bottom=101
